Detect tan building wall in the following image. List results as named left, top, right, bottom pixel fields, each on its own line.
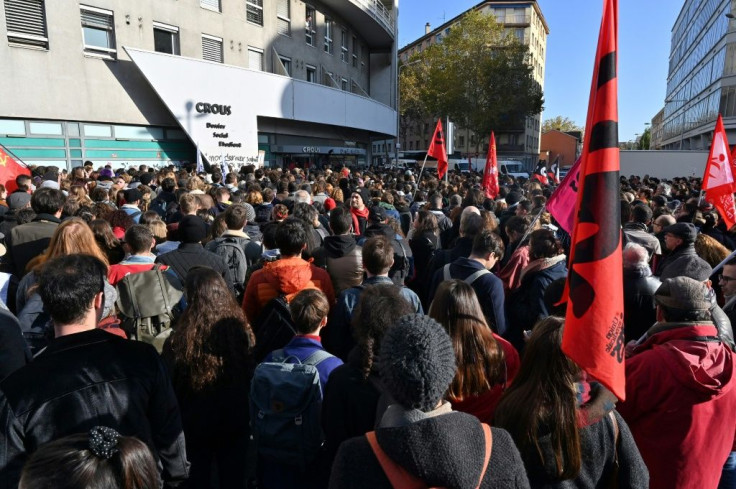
left=540, top=130, right=579, bottom=167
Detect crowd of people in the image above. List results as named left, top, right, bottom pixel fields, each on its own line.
left=0, top=160, right=733, bottom=489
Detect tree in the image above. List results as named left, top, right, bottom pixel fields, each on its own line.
left=400, top=9, right=544, bottom=152
left=638, top=127, right=651, bottom=150
left=542, top=116, right=583, bottom=134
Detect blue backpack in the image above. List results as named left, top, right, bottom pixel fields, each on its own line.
left=250, top=349, right=333, bottom=469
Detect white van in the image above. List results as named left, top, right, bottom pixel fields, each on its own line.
left=499, top=161, right=529, bottom=179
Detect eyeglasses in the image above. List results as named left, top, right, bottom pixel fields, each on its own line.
left=720, top=275, right=736, bottom=283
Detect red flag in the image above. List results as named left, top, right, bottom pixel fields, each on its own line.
left=0, top=144, right=31, bottom=193
left=547, top=157, right=582, bottom=234
left=561, top=0, right=625, bottom=400
left=427, top=119, right=448, bottom=179
left=482, top=132, right=499, bottom=199
left=703, top=115, right=736, bottom=230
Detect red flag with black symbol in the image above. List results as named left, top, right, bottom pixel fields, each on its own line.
left=427, top=119, right=448, bottom=179
left=561, top=0, right=625, bottom=400
left=0, top=144, right=31, bottom=193
left=482, top=131, right=499, bottom=199
left=702, top=115, right=736, bottom=230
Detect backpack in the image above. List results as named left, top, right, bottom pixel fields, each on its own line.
left=250, top=348, right=334, bottom=469
left=115, top=265, right=183, bottom=353
left=252, top=295, right=296, bottom=363
left=208, top=236, right=248, bottom=296
left=442, top=264, right=491, bottom=285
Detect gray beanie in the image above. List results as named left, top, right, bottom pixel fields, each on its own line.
left=242, top=202, right=256, bottom=223
left=659, top=255, right=712, bottom=282
left=379, top=314, right=457, bottom=412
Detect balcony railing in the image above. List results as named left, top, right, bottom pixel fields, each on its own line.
left=494, top=14, right=531, bottom=25
left=351, top=0, right=394, bottom=35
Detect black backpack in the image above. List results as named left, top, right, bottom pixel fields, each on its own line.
left=252, top=295, right=296, bottom=363
left=207, top=237, right=248, bottom=297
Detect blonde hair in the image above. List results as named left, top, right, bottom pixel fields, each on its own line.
left=27, top=218, right=108, bottom=273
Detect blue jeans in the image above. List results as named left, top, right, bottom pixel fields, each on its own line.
left=719, top=451, right=736, bottom=489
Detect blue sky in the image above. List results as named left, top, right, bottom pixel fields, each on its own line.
left=398, top=0, right=680, bottom=143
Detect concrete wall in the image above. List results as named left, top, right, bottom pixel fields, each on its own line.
left=620, top=150, right=709, bottom=179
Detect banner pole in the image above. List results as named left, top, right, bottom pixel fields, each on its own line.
left=517, top=204, right=546, bottom=245
left=413, top=153, right=429, bottom=200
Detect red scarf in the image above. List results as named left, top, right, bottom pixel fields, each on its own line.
left=351, top=206, right=370, bottom=235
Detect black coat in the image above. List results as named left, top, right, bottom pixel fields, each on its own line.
left=0, top=329, right=189, bottom=488
left=329, top=411, right=530, bottom=489
left=623, top=269, right=660, bottom=341
left=156, top=242, right=233, bottom=290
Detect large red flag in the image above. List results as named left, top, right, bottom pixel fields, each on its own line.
left=0, top=144, right=31, bottom=193
left=482, top=131, right=499, bottom=199
left=561, top=0, right=625, bottom=400
left=703, top=115, right=736, bottom=230
left=546, top=157, right=582, bottom=234
left=427, top=119, right=448, bottom=179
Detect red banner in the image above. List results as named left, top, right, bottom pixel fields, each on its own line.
left=482, top=131, right=499, bottom=199
left=561, top=0, right=625, bottom=401
left=0, top=144, right=31, bottom=193
left=427, top=119, right=448, bottom=179
left=703, top=115, right=736, bottom=230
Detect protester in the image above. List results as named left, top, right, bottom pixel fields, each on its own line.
left=495, top=316, right=648, bottom=488
left=429, top=280, right=518, bottom=422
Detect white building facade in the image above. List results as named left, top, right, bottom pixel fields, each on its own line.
left=0, top=0, right=398, bottom=170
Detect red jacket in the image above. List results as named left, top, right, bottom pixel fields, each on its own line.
left=242, top=256, right=335, bottom=324
left=618, top=323, right=736, bottom=489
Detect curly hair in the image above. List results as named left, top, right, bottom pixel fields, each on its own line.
left=352, top=285, right=414, bottom=380
left=167, top=267, right=254, bottom=393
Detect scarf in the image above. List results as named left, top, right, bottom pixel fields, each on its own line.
left=379, top=401, right=453, bottom=428
left=519, top=254, right=566, bottom=283
left=351, top=206, right=370, bottom=236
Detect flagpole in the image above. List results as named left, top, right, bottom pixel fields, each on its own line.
left=517, top=204, right=546, bottom=246
left=413, top=153, right=430, bottom=200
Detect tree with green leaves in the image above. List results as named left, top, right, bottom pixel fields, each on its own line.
left=638, top=127, right=651, bottom=150
left=400, top=9, right=544, bottom=152
left=542, top=116, right=584, bottom=134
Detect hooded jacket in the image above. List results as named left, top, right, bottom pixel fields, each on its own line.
left=617, top=322, right=736, bottom=489
left=329, top=411, right=530, bottom=489
left=242, top=255, right=335, bottom=324
left=313, top=235, right=363, bottom=294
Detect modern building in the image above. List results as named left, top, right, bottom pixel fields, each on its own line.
left=388, top=0, right=548, bottom=169
left=539, top=129, right=581, bottom=167
left=0, top=0, right=398, bottom=170
left=650, top=108, right=665, bottom=150
left=661, top=0, right=735, bottom=150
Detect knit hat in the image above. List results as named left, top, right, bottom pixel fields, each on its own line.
left=379, top=314, right=457, bottom=412
left=324, top=197, right=337, bottom=212
left=659, top=255, right=713, bottom=282
left=242, top=202, right=256, bottom=223
left=655, top=276, right=711, bottom=311
left=178, top=215, right=207, bottom=243
left=7, top=192, right=31, bottom=210
left=99, top=168, right=114, bottom=178
left=369, top=205, right=387, bottom=223
left=664, top=222, right=697, bottom=244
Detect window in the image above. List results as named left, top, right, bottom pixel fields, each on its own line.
left=305, top=5, right=315, bottom=46
left=324, top=17, right=333, bottom=54
left=246, top=0, right=263, bottom=26
left=352, top=36, right=358, bottom=67
left=306, top=65, right=316, bottom=82
left=202, top=34, right=223, bottom=63
left=341, top=29, right=348, bottom=62
left=80, top=5, right=116, bottom=58
left=279, top=56, right=291, bottom=76
left=4, top=0, right=48, bottom=48
left=200, top=0, right=220, bottom=12
left=361, top=45, right=367, bottom=72
left=341, top=78, right=348, bottom=91
left=153, top=22, right=179, bottom=55
left=248, top=46, right=263, bottom=71
left=277, top=0, right=290, bottom=36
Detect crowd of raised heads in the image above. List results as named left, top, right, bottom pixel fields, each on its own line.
left=0, top=161, right=733, bottom=489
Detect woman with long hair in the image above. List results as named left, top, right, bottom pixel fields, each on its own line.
left=163, top=267, right=255, bottom=489
left=408, top=210, right=440, bottom=291
left=495, top=317, right=648, bottom=488
left=16, top=218, right=111, bottom=353
left=89, top=219, right=125, bottom=265
left=428, top=280, right=519, bottom=422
